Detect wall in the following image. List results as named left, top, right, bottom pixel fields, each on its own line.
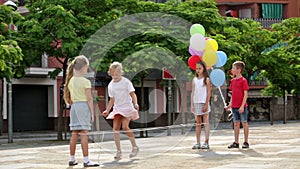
left=270, top=96, right=299, bottom=121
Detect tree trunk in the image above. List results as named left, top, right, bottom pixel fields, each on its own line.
left=57, top=60, right=68, bottom=140
left=0, top=96, right=2, bottom=136
left=57, top=86, right=64, bottom=141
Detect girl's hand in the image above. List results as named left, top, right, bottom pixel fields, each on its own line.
left=102, top=110, right=108, bottom=117
left=134, top=104, right=139, bottom=111
left=90, top=115, right=94, bottom=123
left=191, top=105, right=194, bottom=114
left=202, top=104, right=208, bottom=113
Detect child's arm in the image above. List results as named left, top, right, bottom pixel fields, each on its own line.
left=86, top=88, right=94, bottom=122
left=130, top=92, right=139, bottom=110
left=225, top=97, right=232, bottom=111
left=102, top=97, right=114, bottom=117
left=203, top=78, right=212, bottom=112
left=191, top=80, right=195, bottom=113
left=239, top=90, right=248, bottom=113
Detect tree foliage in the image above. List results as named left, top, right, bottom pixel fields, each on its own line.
left=261, top=18, right=300, bottom=96
left=0, top=5, right=24, bottom=81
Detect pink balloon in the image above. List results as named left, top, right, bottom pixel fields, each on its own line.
left=189, top=45, right=203, bottom=56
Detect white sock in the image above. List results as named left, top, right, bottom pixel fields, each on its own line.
left=83, top=156, right=89, bottom=163
left=70, top=155, right=76, bottom=161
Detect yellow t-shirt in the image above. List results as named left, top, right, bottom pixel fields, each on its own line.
left=68, top=76, right=91, bottom=102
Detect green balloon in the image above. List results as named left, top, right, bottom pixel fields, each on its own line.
left=190, top=24, right=205, bottom=36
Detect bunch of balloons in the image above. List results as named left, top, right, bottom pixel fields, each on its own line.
left=188, top=23, right=228, bottom=88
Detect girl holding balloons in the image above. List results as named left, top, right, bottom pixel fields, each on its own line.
left=191, top=61, right=212, bottom=149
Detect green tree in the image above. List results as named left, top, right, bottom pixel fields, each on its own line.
left=213, top=18, right=276, bottom=82
left=0, top=4, right=24, bottom=136
left=19, top=0, right=100, bottom=140
left=261, top=18, right=300, bottom=123
left=0, top=5, right=24, bottom=81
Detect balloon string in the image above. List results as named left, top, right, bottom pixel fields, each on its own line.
left=218, top=86, right=226, bottom=107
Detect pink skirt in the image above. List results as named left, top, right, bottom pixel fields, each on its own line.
left=107, top=107, right=139, bottom=121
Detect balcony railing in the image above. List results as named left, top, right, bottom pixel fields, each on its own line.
left=249, top=79, right=268, bottom=86
left=241, top=18, right=284, bottom=28
left=216, top=0, right=288, bottom=3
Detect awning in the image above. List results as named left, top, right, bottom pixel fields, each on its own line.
left=262, top=3, right=283, bottom=19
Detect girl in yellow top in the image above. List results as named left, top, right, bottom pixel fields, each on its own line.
left=63, top=55, right=99, bottom=167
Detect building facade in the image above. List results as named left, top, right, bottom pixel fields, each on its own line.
left=1, top=0, right=299, bottom=134
left=216, top=0, right=300, bottom=28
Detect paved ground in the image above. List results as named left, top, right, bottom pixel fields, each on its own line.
left=0, top=121, right=300, bottom=169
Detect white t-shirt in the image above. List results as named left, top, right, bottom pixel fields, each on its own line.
left=108, top=77, right=135, bottom=109
left=193, top=77, right=207, bottom=103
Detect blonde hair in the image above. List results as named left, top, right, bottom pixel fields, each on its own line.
left=63, top=55, right=89, bottom=104
left=108, top=61, right=124, bottom=76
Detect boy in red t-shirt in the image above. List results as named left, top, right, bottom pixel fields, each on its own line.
left=226, top=61, right=250, bottom=149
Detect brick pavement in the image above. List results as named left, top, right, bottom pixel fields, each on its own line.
left=0, top=121, right=299, bottom=169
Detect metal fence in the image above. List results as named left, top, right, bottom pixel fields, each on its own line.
left=241, top=18, right=284, bottom=28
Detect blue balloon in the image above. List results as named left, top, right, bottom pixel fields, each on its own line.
left=215, top=51, right=227, bottom=67
left=210, top=69, right=225, bottom=87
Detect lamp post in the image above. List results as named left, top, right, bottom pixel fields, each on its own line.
left=5, top=0, right=18, bottom=143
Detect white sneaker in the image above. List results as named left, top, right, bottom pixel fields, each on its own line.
left=129, top=147, right=139, bottom=158
left=201, top=143, right=210, bottom=149
left=83, top=161, right=99, bottom=167
left=114, top=151, right=122, bottom=161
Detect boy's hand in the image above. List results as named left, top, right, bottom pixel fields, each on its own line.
left=238, top=107, right=244, bottom=113
left=102, top=110, right=108, bottom=117
left=225, top=105, right=231, bottom=111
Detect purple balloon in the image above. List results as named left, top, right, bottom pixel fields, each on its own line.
left=189, top=45, right=203, bottom=56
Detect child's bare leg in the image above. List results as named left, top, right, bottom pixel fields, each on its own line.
left=242, top=122, right=249, bottom=143
left=80, top=130, right=89, bottom=157
left=203, top=114, right=210, bottom=144
left=195, top=115, right=202, bottom=144
left=113, top=115, right=122, bottom=152
left=70, top=131, right=79, bottom=156
left=121, top=117, right=137, bottom=147
left=234, top=122, right=240, bottom=143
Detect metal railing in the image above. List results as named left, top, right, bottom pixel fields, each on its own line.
left=216, top=0, right=288, bottom=3
left=241, top=18, right=284, bottom=28
left=254, top=18, right=284, bottom=28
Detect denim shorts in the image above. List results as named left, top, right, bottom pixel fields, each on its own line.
left=232, top=107, right=248, bottom=122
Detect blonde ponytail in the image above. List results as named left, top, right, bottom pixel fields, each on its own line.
left=63, top=63, right=75, bottom=104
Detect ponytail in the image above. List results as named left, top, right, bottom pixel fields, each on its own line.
left=63, top=63, right=74, bottom=104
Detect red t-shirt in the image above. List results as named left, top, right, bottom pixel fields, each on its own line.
left=229, top=77, right=249, bottom=108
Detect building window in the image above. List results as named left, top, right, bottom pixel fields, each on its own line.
left=239, top=9, right=251, bottom=18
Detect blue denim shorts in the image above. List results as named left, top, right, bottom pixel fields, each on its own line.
left=232, top=107, right=248, bottom=122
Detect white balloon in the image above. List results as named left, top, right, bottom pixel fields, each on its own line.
left=190, top=34, right=206, bottom=51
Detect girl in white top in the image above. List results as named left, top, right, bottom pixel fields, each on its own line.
left=191, top=61, right=212, bottom=149
left=102, top=61, right=139, bottom=160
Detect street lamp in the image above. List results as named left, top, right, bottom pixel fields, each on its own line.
left=4, top=0, right=18, bottom=143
